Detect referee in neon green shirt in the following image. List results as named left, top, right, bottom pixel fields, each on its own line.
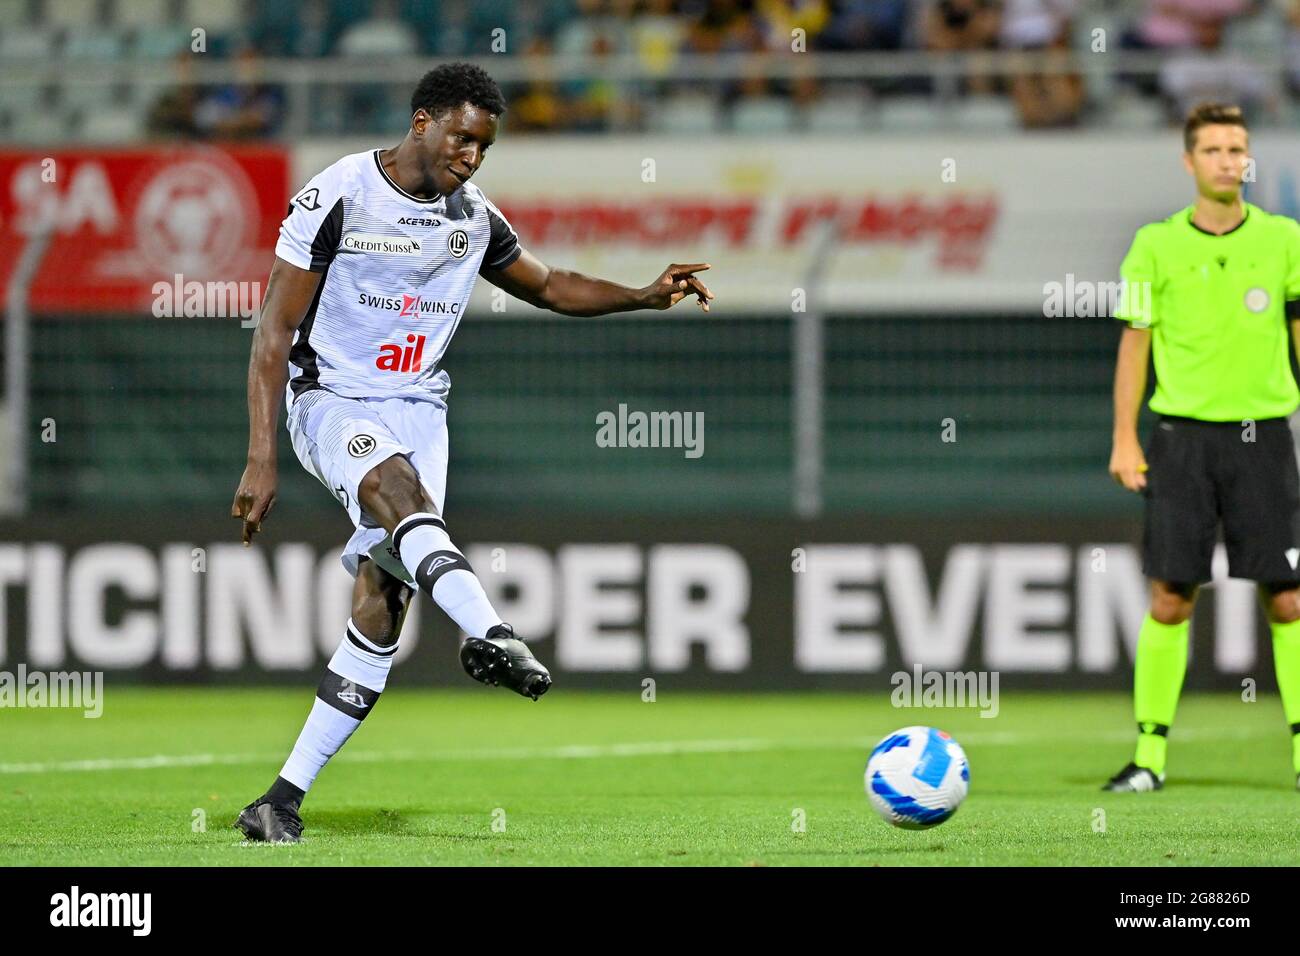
left=1105, top=102, right=1300, bottom=792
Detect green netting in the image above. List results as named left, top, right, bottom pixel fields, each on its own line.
left=22, top=313, right=1144, bottom=516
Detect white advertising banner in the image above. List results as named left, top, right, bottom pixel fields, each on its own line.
left=298, top=134, right=1300, bottom=314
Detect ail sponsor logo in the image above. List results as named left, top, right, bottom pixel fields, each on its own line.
left=376, top=333, right=427, bottom=372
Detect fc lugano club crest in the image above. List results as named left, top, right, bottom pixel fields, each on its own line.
left=348, top=434, right=377, bottom=458
left=447, top=229, right=469, bottom=258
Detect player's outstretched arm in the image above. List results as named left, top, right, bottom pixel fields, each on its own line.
left=231, top=256, right=325, bottom=546
left=480, top=248, right=714, bottom=317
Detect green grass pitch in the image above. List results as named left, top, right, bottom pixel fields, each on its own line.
left=1, top=688, right=1296, bottom=866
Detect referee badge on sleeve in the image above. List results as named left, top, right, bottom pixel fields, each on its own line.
left=1244, top=287, right=1270, bottom=313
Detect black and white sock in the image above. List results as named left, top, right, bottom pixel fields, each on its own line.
left=392, top=512, right=502, bottom=639
left=277, top=619, right=397, bottom=796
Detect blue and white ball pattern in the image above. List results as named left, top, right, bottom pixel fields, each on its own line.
left=865, top=726, right=969, bottom=829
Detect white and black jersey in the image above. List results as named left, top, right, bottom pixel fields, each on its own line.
left=275, top=149, right=521, bottom=406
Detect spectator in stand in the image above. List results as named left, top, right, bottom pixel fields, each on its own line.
left=510, top=36, right=567, bottom=132
left=683, top=0, right=766, bottom=54
left=630, top=0, right=686, bottom=75
left=564, top=28, right=625, bottom=131
left=1008, top=33, right=1086, bottom=126
left=194, top=45, right=286, bottom=140
left=1000, top=0, right=1085, bottom=127
left=1117, top=0, right=1256, bottom=95
left=923, top=0, right=1003, bottom=94
left=336, top=0, right=420, bottom=57
left=1286, top=0, right=1300, bottom=95
left=999, top=0, right=1078, bottom=49
left=1126, top=0, right=1256, bottom=50
left=816, top=0, right=911, bottom=51
left=556, top=0, right=633, bottom=56
left=684, top=0, right=768, bottom=104
left=146, top=51, right=202, bottom=140
left=290, top=0, right=331, bottom=58
left=336, top=0, right=419, bottom=133
left=1158, top=16, right=1276, bottom=119
left=754, top=0, right=831, bottom=51
left=552, top=0, right=635, bottom=130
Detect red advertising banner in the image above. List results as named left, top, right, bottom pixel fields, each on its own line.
left=0, top=146, right=289, bottom=314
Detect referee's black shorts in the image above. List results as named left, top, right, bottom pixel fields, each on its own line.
left=1142, top=414, right=1300, bottom=586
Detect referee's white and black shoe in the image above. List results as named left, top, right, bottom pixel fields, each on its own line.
left=1102, top=762, right=1164, bottom=792
left=460, top=623, right=552, bottom=701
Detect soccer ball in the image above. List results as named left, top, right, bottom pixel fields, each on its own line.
left=864, top=726, right=969, bottom=829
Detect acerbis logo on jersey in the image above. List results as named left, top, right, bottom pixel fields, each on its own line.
left=356, top=292, right=461, bottom=317
left=397, top=216, right=440, bottom=227
left=295, top=187, right=321, bottom=211
left=448, top=229, right=469, bottom=258
left=342, top=233, right=422, bottom=256
left=347, top=434, right=377, bottom=458
left=376, top=333, right=427, bottom=372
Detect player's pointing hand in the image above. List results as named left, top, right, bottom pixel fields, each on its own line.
left=231, top=460, right=278, bottom=546
left=643, top=263, right=715, bottom=312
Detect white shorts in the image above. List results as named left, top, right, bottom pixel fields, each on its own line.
left=287, top=388, right=449, bottom=583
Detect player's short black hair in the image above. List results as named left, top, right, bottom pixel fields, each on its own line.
left=410, top=62, right=506, bottom=122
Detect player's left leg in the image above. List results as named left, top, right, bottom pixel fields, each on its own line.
left=1258, top=583, right=1300, bottom=789
left=235, top=558, right=413, bottom=843
left=1219, top=416, right=1300, bottom=787
left=1105, top=416, right=1216, bottom=791
left=356, top=454, right=551, bottom=700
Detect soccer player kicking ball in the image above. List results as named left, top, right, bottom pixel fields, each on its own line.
left=229, top=63, right=714, bottom=843
left=1104, top=102, right=1300, bottom=793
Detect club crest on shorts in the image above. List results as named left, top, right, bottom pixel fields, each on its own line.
left=1244, top=287, right=1270, bottom=313
left=447, top=229, right=469, bottom=258
left=347, top=434, right=377, bottom=458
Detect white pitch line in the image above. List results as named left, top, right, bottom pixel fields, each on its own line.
left=0, top=726, right=1274, bottom=776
